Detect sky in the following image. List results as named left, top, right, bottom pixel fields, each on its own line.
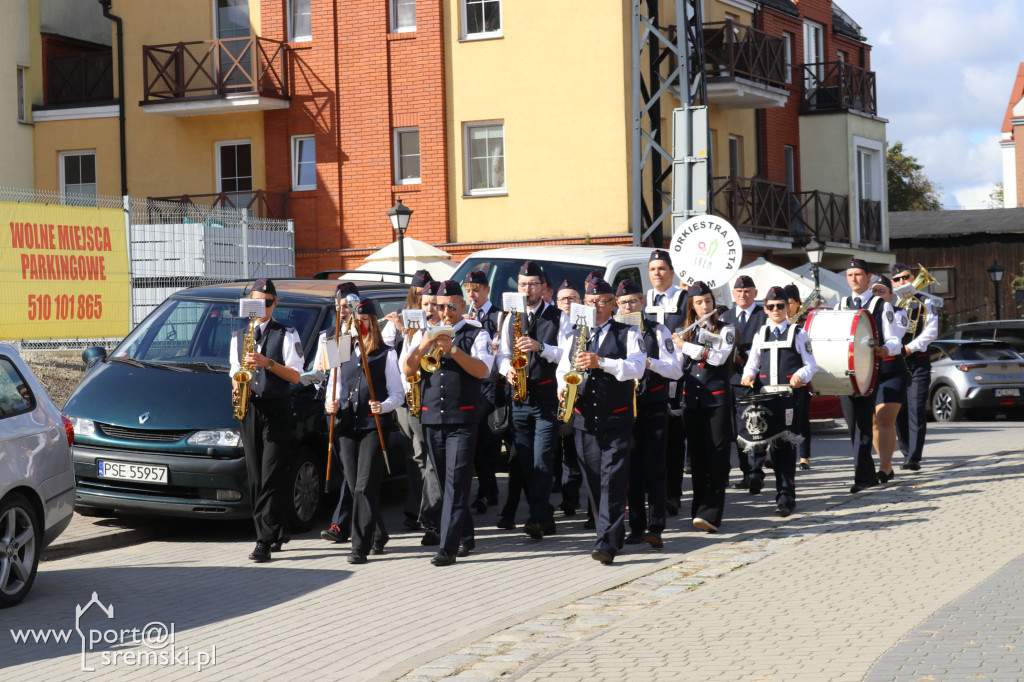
left=847, top=0, right=1024, bottom=210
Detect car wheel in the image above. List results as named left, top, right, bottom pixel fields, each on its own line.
left=286, top=448, right=324, bottom=533
left=0, top=493, right=42, bottom=608
left=931, top=386, right=960, bottom=423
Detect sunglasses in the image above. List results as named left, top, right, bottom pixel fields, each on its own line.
left=764, top=303, right=787, bottom=311
left=891, top=274, right=912, bottom=282
left=439, top=303, right=460, bottom=311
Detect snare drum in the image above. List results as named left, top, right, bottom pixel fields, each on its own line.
left=803, top=309, right=878, bottom=397
left=735, top=392, right=794, bottom=445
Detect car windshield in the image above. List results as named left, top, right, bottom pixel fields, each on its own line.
left=110, top=298, right=321, bottom=368
left=959, top=343, right=1020, bottom=362
left=452, top=258, right=610, bottom=308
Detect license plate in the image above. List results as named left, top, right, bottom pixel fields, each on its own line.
left=97, top=460, right=169, bottom=484
left=995, top=388, right=1020, bottom=397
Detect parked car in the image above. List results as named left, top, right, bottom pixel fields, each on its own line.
left=0, top=344, right=75, bottom=607
left=937, top=320, right=1024, bottom=355
left=928, top=340, right=1024, bottom=422
left=64, top=279, right=409, bottom=531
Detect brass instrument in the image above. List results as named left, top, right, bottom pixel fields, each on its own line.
left=557, top=317, right=590, bottom=423
left=420, top=342, right=446, bottom=372
left=232, top=315, right=257, bottom=420
left=615, top=312, right=643, bottom=418
left=896, top=264, right=936, bottom=335
left=510, top=311, right=529, bottom=402
left=406, top=370, right=422, bottom=417
left=467, top=303, right=478, bottom=320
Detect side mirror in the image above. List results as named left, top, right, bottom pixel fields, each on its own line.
left=82, top=346, right=107, bottom=370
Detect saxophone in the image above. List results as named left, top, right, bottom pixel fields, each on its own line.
left=557, top=318, right=590, bottom=423
left=510, top=311, right=528, bottom=402
left=406, top=370, right=422, bottom=417
left=232, top=316, right=257, bottom=420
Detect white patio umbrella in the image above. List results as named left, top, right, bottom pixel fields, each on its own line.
left=724, top=257, right=842, bottom=306
left=791, top=263, right=853, bottom=301
left=338, top=238, right=460, bottom=283
left=363, top=238, right=453, bottom=261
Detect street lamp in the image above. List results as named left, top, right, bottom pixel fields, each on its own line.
left=988, top=259, right=1005, bottom=320
left=804, top=239, right=826, bottom=307
left=386, top=197, right=413, bottom=280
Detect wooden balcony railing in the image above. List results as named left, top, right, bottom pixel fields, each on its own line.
left=147, top=190, right=288, bottom=220
left=142, top=36, right=288, bottom=103
left=801, top=61, right=877, bottom=115
left=792, top=190, right=850, bottom=243
left=47, top=52, right=113, bottom=106
left=859, top=199, right=882, bottom=243
left=704, top=20, right=787, bottom=89
left=712, top=176, right=792, bottom=238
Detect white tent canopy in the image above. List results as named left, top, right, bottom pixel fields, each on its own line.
left=791, top=263, right=853, bottom=301
left=339, top=238, right=459, bottom=283
left=363, top=238, right=452, bottom=261
left=723, top=257, right=843, bottom=306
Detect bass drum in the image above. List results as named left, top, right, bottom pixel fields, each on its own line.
left=803, top=309, right=878, bottom=397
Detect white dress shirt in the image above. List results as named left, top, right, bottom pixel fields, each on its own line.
left=679, top=323, right=736, bottom=367
left=496, top=301, right=563, bottom=375
left=325, top=346, right=405, bottom=414
left=229, top=319, right=304, bottom=377
left=555, top=319, right=646, bottom=391
left=742, top=320, right=818, bottom=386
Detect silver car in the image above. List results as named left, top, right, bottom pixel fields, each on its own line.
left=0, top=344, right=75, bottom=607
left=929, top=340, right=1024, bottom=422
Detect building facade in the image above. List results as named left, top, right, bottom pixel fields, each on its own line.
left=1000, top=62, right=1024, bottom=209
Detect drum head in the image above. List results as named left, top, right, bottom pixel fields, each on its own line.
left=850, top=311, right=878, bottom=396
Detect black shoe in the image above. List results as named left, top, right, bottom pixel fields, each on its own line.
left=559, top=501, right=578, bottom=517
left=523, top=522, right=544, bottom=540
left=850, top=480, right=878, bottom=494
left=877, top=469, right=894, bottom=484
left=799, top=460, right=811, bottom=470
left=733, top=476, right=750, bottom=489
left=420, top=529, right=441, bottom=546
left=775, top=503, right=793, bottom=518
left=472, top=498, right=488, bottom=513
left=403, top=517, right=422, bottom=530
left=591, top=549, right=613, bottom=565
left=645, top=529, right=664, bottom=549
left=666, top=497, right=680, bottom=516
left=496, top=516, right=516, bottom=530
left=431, top=550, right=456, bottom=566
left=248, top=541, right=271, bottom=563
left=321, top=525, right=347, bottom=543
left=624, top=531, right=645, bottom=545
left=456, top=540, right=475, bottom=557
left=749, top=476, right=764, bottom=495
left=901, top=461, right=921, bottom=471
left=583, top=517, right=596, bottom=530
left=347, top=552, right=368, bottom=564
left=543, top=521, right=557, bottom=536
left=370, top=543, right=386, bottom=555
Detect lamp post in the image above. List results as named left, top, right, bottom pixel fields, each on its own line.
left=386, top=197, right=413, bottom=280
left=805, top=239, right=826, bottom=306
left=988, top=259, right=1005, bottom=320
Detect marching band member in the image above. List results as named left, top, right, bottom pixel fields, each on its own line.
left=675, top=281, right=735, bottom=533
left=618, top=279, right=681, bottom=548
left=784, top=283, right=813, bottom=470
left=741, top=286, right=818, bottom=517
left=497, top=261, right=564, bottom=539
left=720, top=275, right=768, bottom=493
left=554, top=279, right=584, bottom=517
left=403, top=280, right=494, bottom=566
left=323, top=299, right=404, bottom=564
left=838, top=259, right=904, bottom=493
left=556, top=279, right=645, bottom=564
left=382, top=269, right=433, bottom=350
left=891, top=262, right=939, bottom=472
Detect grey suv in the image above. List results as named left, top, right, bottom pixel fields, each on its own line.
left=937, top=320, right=1024, bottom=355
left=929, top=340, right=1024, bottom=422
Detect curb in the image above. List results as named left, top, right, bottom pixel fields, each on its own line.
left=42, top=523, right=168, bottom=562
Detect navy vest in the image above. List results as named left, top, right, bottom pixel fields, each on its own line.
left=645, top=289, right=687, bottom=333
left=721, top=305, right=767, bottom=386
left=756, top=324, right=802, bottom=387
left=681, top=323, right=731, bottom=409
left=572, top=320, right=635, bottom=431
left=237, top=318, right=294, bottom=399
left=338, top=346, right=395, bottom=431
left=522, top=303, right=562, bottom=407
left=638, top=319, right=670, bottom=406
left=419, top=325, right=484, bottom=425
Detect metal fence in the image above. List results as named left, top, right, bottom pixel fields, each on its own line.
left=1, top=186, right=294, bottom=349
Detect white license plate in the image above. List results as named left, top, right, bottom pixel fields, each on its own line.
left=995, top=388, right=1020, bottom=397
left=97, top=460, right=169, bottom=484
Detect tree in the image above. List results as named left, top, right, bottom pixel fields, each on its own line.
left=887, top=141, right=942, bottom=211
left=987, top=182, right=1005, bottom=209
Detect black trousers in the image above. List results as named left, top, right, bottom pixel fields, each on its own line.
left=628, top=402, right=669, bottom=533
left=513, top=402, right=559, bottom=527
left=685, top=404, right=731, bottom=527
left=474, top=400, right=501, bottom=502
left=556, top=423, right=583, bottom=508
left=240, top=396, right=291, bottom=544
left=395, top=406, right=424, bottom=524
left=770, top=440, right=796, bottom=508
left=338, top=427, right=389, bottom=555
left=897, top=353, right=930, bottom=464
left=500, top=437, right=529, bottom=520
left=576, top=424, right=631, bottom=557
left=424, top=423, right=477, bottom=554
left=840, top=394, right=879, bottom=487
left=665, top=404, right=685, bottom=498
left=412, top=414, right=443, bottom=531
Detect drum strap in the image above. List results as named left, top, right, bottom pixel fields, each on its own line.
left=760, top=323, right=799, bottom=386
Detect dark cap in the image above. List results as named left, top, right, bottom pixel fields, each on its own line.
left=336, top=282, right=360, bottom=298
left=689, top=281, right=712, bottom=297
left=765, top=286, right=788, bottom=302
left=252, top=278, right=276, bottom=296
left=649, top=249, right=673, bottom=266
left=411, top=269, right=434, bottom=288
left=437, top=280, right=463, bottom=297
left=421, top=281, right=441, bottom=296
left=585, top=279, right=613, bottom=296
left=872, top=274, right=893, bottom=291
left=518, top=261, right=545, bottom=279
left=615, top=279, right=643, bottom=297
left=557, top=279, right=579, bottom=293
left=734, top=275, right=755, bottom=289
left=847, top=258, right=869, bottom=272
left=783, top=284, right=801, bottom=302
left=356, top=297, right=379, bottom=316
left=890, top=262, right=912, bottom=277
left=462, top=269, right=488, bottom=286
left=585, top=270, right=604, bottom=284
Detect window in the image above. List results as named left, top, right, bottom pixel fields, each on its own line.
left=784, top=146, right=795, bottom=192
left=394, top=127, right=420, bottom=184
left=289, top=0, right=312, bottom=41
left=17, top=67, right=26, bottom=122
left=728, top=135, right=741, bottom=177
left=782, top=32, right=793, bottom=84
left=857, top=148, right=877, bottom=202
left=216, top=141, right=253, bottom=194
left=462, top=0, right=501, bottom=39
left=60, top=151, right=97, bottom=206
left=803, top=20, right=824, bottom=89
left=465, top=123, right=505, bottom=195
left=391, top=0, right=415, bottom=32
left=0, top=357, right=35, bottom=418
left=837, top=50, right=847, bottom=63
left=292, top=135, right=316, bottom=190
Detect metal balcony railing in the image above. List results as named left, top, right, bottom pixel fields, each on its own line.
left=859, top=199, right=882, bottom=243
left=792, top=190, right=850, bottom=243
left=142, top=36, right=288, bottom=103
left=703, top=20, right=787, bottom=89
left=47, top=52, right=114, bottom=105
left=712, top=176, right=792, bottom=238
left=147, top=190, right=288, bottom=220
left=800, top=61, right=877, bottom=115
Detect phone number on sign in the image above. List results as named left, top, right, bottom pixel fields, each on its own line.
left=27, top=294, right=103, bottom=321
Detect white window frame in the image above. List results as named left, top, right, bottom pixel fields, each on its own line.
left=390, top=0, right=416, bottom=33
left=782, top=32, right=793, bottom=84
left=853, top=135, right=885, bottom=242
left=803, top=20, right=824, bottom=89
left=59, top=150, right=98, bottom=206
left=784, top=145, right=796, bottom=192
left=394, top=127, right=421, bottom=185
left=288, top=0, right=312, bottom=42
left=17, top=66, right=26, bottom=123
left=291, top=135, right=317, bottom=191
left=464, top=121, right=506, bottom=196
left=214, top=139, right=253, bottom=194
left=728, top=135, right=741, bottom=177
left=461, top=0, right=502, bottom=40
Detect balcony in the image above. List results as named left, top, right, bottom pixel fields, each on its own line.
left=703, top=20, right=789, bottom=110
left=800, top=61, right=877, bottom=116
left=792, top=190, right=850, bottom=243
left=141, top=36, right=289, bottom=116
left=46, top=52, right=114, bottom=106
left=147, top=191, right=288, bottom=220
left=859, top=199, right=882, bottom=244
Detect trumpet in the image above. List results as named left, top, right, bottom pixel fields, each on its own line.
left=557, top=317, right=590, bottom=423
left=421, top=342, right=446, bottom=372
left=896, top=264, right=935, bottom=335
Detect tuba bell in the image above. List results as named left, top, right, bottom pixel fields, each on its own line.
left=896, top=264, right=936, bottom=335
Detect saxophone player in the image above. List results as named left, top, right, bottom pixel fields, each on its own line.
left=556, top=279, right=645, bottom=564
left=497, top=261, right=564, bottom=539
left=228, top=279, right=303, bottom=563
